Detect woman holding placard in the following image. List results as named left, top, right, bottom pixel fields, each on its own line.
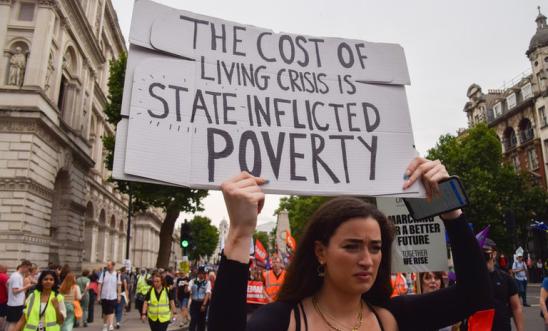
left=208, top=157, right=493, bottom=331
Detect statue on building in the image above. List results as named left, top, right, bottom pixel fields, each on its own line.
left=8, top=47, right=27, bottom=87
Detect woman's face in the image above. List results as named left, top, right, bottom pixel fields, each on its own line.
left=42, top=274, right=55, bottom=290
left=316, top=217, right=382, bottom=295
left=421, top=272, right=441, bottom=294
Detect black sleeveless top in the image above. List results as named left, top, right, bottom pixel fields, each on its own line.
left=291, top=300, right=385, bottom=331
left=209, top=214, right=494, bottom=331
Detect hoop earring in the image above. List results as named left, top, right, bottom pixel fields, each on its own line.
left=317, top=263, right=325, bottom=277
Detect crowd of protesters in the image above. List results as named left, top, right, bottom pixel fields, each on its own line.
left=0, top=259, right=216, bottom=331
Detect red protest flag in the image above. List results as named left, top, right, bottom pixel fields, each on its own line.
left=286, top=231, right=296, bottom=251
left=254, top=239, right=268, bottom=263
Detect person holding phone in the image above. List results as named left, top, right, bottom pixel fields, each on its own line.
left=208, top=157, right=494, bottom=331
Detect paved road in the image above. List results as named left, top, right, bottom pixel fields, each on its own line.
left=517, top=282, right=545, bottom=331
left=84, top=303, right=188, bottom=331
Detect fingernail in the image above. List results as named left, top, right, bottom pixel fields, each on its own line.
left=263, top=179, right=270, bottom=184
left=403, top=174, right=409, bottom=180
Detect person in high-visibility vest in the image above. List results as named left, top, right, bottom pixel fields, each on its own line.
left=141, top=273, right=176, bottom=331
left=390, top=273, right=408, bottom=297
left=262, top=256, right=286, bottom=302
left=13, top=270, right=65, bottom=331
left=135, top=269, right=151, bottom=318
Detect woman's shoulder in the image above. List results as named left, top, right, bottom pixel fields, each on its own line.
left=371, top=305, right=398, bottom=331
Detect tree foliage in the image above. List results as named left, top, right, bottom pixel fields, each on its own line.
left=188, top=216, right=219, bottom=261
left=102, top=53, right=208, bottom=268
left=427, top=123, right=548, bottom=254
left=276, top=196, right=330, bottom=242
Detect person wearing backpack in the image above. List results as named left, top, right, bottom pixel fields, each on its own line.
left=97, top=261, right=121, bottom=331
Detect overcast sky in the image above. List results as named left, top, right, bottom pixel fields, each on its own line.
left=111, top=0, right=542, bottom=227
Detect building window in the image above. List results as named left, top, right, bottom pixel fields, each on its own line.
left=519, top=118, right=534, bottom=144
left=544, top=139, right=548, bottom=161
left=506, top=93, right=517, bottom=109
left=521, top=83, right=533, bottom=100
left=538, top=73, right=546, bottom=90
left=527, top=148, right=539, bottom=170
left=18, top=3, right=35, bottom=21
left=503, top=127, right=517, bottom=151
left=539, top=106, right=548, bottom=127
left=493, top=102, right=502, bottom=118
left=512, top=154, right=520, bottom=170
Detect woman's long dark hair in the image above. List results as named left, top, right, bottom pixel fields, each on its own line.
left=276, top=197, right=394, bottom=307
left=35, top=270, right=60, bottom=294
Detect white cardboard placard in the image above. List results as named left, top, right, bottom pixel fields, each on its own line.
left=377, top=197, right=448, bottom=273
left=114, top=0, right=425, bottom=197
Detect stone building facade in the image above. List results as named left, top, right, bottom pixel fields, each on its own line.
left=463, top=9, right=548, bottom=189
left=0, top=0, right=179, bottom=271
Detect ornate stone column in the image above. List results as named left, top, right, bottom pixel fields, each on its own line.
left=26, top=1, right=56, bottom=87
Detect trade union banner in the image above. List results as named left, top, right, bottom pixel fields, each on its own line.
left=113, top=0, right=425, bottom=197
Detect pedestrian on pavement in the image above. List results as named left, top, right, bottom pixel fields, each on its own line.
left=208, top=271, right=216, bottom=291
left=59, top=272, right=81, bottom=331
left=86, top=272, right=98, bottom=324
left=537, top=259, right=544, bottom=283
left=6, top=260, right=34, bottom=331
left=483, top=239, right=524, bottom=331
left=418, top=272, right=463, bottom=330
left=187, top=266, right=211, bottom=331
left=75, top=270, right=90, bottom=327
left=23, top=265, right=38, bottom=297
left=208, top=159, right=494, bottom=331
left=114, top=267, right=129, bottom=329
left=261, top=256, right=286, bottom=303
left=59, top=265, right=71, bottom=284
left=0, top=264, right=9, bottom=331
left=135, top=269, right=150, bottom=319
left=512, top=253, right=530, bottom=307
left=498, top=253, right=509, bottom=272
left=541, top=275, right=548, bottom=330
left=140, top=273, right=176, bottom=331
left=97, top=261, right=121, bottom=331
left=175, top=272, right=190, bottom=328
left=13, top=270, right=65, bottom=331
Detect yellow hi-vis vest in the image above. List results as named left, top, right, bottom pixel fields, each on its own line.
left=147, top=288, right=171, bottom=322
left=137, top=274, right=151, bottom=295
left=23, top=290, right=64, bottom=331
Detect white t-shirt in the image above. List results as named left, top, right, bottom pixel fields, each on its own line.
left=98, top=271, right=121, bottom=300
left=7, top=271, right=25, bottom=306
left=512, top=260, right=527, bottom=281
left=188, top=279, right=211, bottom=301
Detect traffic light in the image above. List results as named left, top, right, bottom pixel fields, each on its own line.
left=180, top=220, right=191, bottom=255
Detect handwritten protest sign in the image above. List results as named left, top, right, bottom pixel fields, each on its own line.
left=114, top=0, right=425, bottom=197
left=377, top=197, right=448, bottom=273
